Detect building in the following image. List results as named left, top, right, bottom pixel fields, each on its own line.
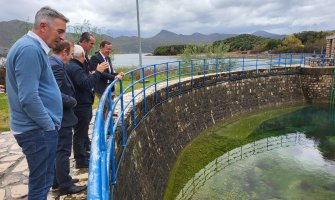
left=326, top=35, right=335, bottom=58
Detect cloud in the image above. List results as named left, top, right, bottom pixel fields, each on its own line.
left=0, top=0, right=334, bottom=37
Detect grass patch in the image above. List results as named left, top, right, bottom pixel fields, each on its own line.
left=0, top=93, right=10, bottom=131
left=328, top=136, right=335, bottom=145
left=163, top=104, right=306, bottom=200
left=93, top=74, right=168, bottom=109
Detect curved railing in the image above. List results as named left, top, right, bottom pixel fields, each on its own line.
left=87, top=53, right=327, bottom=199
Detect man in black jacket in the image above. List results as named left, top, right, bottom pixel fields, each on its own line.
left=66, top=44, right=108, bottom=168
left=78, top=32, right=95, bottom=151
left=90, top=40, right=124, bottom=97
left=78, top=32, right=95, bottom=72
left=90, top=41, right=124, bottom=119
left=50, top=41, right=87, bottom=195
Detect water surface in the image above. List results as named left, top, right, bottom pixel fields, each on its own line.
left=177, top=105, right=335, bottom=200
left=112, top=54, right=179, bottom=68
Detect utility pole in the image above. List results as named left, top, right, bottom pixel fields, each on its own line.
left=136, top=0, right=143, bottom=74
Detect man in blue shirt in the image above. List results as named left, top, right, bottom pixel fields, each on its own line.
left=6, top=6, right=68, bottom=199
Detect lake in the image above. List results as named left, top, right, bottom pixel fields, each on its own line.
left=174, top=104, right=335, bottom=200
left=0, top=54, right=180, bottom=69
left=111, top=54, right=180, bottom=68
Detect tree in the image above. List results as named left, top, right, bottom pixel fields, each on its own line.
left=278, top=35, right=304, bottom=53
left=67, top=20, right=105, bottom=55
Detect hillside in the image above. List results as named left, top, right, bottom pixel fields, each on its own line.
left=0, top=19, right=286, bottom=54
left=0, top=20, right=32, bottom=55
left=111, top=30, right=237, bottom=53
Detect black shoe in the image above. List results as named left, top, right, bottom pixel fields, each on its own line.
left=75, top=160, right=89, bottom=169
left=71, top=178, right=79, bottom=183
left=51, top=178, right=80, bottom=190
left=86, top=143, right=91, bottom=151
left=59, top=184, right=87, bottom=195
left=85, top=152, right=90, bottom=159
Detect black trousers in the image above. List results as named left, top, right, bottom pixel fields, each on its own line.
left=54, top=126, right=73, bottom=188
left=73, top=107, right=91, bottom=162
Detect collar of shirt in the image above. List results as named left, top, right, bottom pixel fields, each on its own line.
left=51, top=54, right=64, bottom=66
left=99, top=51, right=106, bottom=61
left=99, top=51, right=112, bottom=75
left=27, top=31, right=50, bottom=55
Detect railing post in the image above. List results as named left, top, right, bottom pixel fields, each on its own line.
left=270, top=54, right=273, bottom=75
left=165, top=63, right=169, bottom=99
left=242, top=56, right=245, bottom=80
left=203, top=58, right=206, bottom=85
left=141, top=68, right=147, bottom=113
left=111, top=133, right=116, bottom=184
left=131, top=72, right=136, bottom=127
left=154, top=65, right=158, bottom=104
left=228, top=57, right=231, bottom=81
left=178, top=61, right=181, bottom=91
left=256, top=54, right=258, bottom=77
left=108, top=91, right=113, bottom=142
left=191, top=60, right=194, bottom=88
left=322, top=54, right=325, bottom=67
left=215, top=58, right=219, bottom=82
left=120, top=80, right=126, bottom=148
left=284, top=54, right=287, bottom=74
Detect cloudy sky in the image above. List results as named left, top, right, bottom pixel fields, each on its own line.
left=0, top=0, right=334, bottom=37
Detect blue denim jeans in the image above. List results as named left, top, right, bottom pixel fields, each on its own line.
left=14, top=129, right=58, bottom=200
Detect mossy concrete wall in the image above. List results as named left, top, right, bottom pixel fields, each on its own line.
left=113, top=66, right=334, bottom=199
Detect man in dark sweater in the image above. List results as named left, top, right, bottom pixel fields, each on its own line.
left=66, top=44, right=108, bottom=168
left=50, top=40, right=87, bottom=195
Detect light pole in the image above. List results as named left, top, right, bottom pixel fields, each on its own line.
left=136, top=0, right=143, bottom=74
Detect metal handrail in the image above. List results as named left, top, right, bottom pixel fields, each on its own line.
left=87, top=53, right=326, bottom=199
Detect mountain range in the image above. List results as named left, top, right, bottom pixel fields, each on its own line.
left=0, top=20, right=286, bottom=55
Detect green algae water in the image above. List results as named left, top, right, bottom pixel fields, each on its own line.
left=173, top=105, right=335, bottom=200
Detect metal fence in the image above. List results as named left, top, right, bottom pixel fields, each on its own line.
left=86, top=53, right=327, bottom=199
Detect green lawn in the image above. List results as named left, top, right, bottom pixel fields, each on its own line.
left=93, top=74, right=168, bottom=109
left=0, top=72, right=168, bottom=131
left=0, top=93, right=9, bottom=131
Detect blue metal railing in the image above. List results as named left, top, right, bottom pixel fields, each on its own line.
left=87, top=53, right=328, bottom=199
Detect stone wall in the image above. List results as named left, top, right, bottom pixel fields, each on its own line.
left=300, top=67, right=334, bottom=103
left=113, top=66, right=334, bottom=199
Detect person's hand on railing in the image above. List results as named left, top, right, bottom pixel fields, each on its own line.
left=0, top=85, right=5, bottom=94
left=96, top=62, right=109, bottom=73
left=115, top=73, right=124, bottom=80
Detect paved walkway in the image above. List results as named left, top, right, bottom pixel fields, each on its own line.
left=0, top=78, right=181, bottom=200
left=0, top=121, right=95, bottom=200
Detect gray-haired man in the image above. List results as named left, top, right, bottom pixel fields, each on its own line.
left=66, top=45, right=107, bottom=169
left=6, top=6, right=68, bottom=199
